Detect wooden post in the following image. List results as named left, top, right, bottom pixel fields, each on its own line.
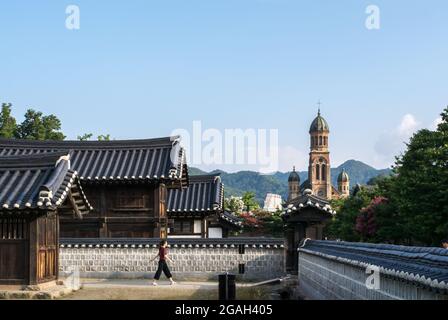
left=28, top=217, right=38, bottom=286
left=55, top=214, right=60, bottom=281
left=99, top=186, right=108, bottom=238
left=201, top=217, right=207, bottom=238
left=153, top=184, right=167, bottom=238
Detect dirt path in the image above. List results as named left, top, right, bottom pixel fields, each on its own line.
left=61, top=279, right=272, bottom=300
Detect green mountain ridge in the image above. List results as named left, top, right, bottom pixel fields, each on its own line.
left=189, top=160, right=392, bottom=205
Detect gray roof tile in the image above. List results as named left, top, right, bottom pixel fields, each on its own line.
left=0, top=136, right=188, bottom=185
left=0, top=152, right=92, bottom=214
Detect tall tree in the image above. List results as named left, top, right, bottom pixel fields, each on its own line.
left=392, top=106, right=448, bottom=246
left=0, top=103, right=17, bottom=138
left=15, top=109, right=65, bottom=140
left=242, top=191, right=260, bottom=212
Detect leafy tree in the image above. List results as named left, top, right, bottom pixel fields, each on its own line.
left=259, top=210, right=284, bottom=238
left=242, top=191, right=260, bottom=212
left=325, top=189, right=375, bottom=242
left=77, top=133, right=112, bottom=141
left=15, top=109, right=65, bottom=140
left=391, top=106, right=448, bottom=246
left=224, top=196, right=245, bottom=214
left=0, top=103, right=17, bottom=138
left=327, top=106, right=448, bottom=246
left=78, top=133, right=93, bottom=141
left=97, top=134, right=111, bottom=141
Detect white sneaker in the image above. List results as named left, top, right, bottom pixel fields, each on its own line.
left=170, top=281, right=176, bottom=285
left=152, top=282, right=158, bottom=286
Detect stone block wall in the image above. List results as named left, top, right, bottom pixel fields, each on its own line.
left=59, top=238, right=286, bottom=281
left=298, top=240, right=448, bottom=300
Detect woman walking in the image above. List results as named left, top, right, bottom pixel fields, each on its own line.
left=151, top=240, right=176, bottom=286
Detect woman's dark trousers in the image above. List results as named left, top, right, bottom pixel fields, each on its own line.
left=154, top=260, right=172, bottom=280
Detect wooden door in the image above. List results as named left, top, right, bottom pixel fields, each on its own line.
left=36, top=215, right=59, bottom=283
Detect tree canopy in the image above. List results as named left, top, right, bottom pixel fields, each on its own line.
left=0, top=104, right=65, bottom=140
left=0, top=103, right=111, bottom=141
left=327, top=106, right=448, bottom=246
left=0, top=103, right=17, bottom=138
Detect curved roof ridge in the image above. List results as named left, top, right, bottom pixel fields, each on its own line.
left=189, top=174, right=221, bottom=182
left=0, top=136, right=180, bottom=149
left=0, top=151, right=71, bottom=168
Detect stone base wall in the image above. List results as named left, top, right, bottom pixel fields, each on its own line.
left=298, top=251, right=448, bottom=300
left=59, top=238, right=286, bottom=282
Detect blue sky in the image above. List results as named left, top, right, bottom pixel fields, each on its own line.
left=0, top=1, right=447, bottom=172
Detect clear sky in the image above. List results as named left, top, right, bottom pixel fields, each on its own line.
left=0, top=1, right=446, bottom=172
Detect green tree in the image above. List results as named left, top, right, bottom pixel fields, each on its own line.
left=258, top=210, right=284, bottom=238
left=78, top=133, right=93, bottom=141
left=325, top=189, right=374, bottom=242
left=0, top=103, right=17, bottom=138
left=391, top=106, right=448, bottom=246
left=15, top=109, right=65, bottom=140
left=242, top=191, right=260, bottom=212
left=224, top=196, right=245, bottom=214
left=97, top=134, right=111, bottom=141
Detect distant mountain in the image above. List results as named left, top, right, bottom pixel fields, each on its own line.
left=189, top=160, right=392, bottom=205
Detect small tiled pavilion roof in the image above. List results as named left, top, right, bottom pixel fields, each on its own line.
left=0, top=152, right=92, bottom=215
left=167, top=174, right=223, bottom=216
left=0, top=136, right=188, bottom=187
left=283, top=190, right=336, bottom=217
left=219, top=211, right=243, bottom=229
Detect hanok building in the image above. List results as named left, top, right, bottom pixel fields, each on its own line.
left=0, top=137, right=240, bottom=240
left=0, top=152, right=91, bottom=287
left=167, top=174, right=242, bottom=238
left=0, top=137, right=188, bottom=239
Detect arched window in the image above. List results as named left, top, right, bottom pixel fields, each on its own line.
left=324, top=136, right=327, bottom=145
left=315, top=164, right=320, bottom=180
left=322, top=164, right=327, bottom=181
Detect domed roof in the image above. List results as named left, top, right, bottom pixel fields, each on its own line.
left=309, top=110, right=330, bottom=133
left=288, top=166, right=300, bottom=183
left=338, top=169, right=349, bottom=183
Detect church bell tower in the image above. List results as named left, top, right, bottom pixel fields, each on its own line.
left=308, top=108, right=332, bottom=200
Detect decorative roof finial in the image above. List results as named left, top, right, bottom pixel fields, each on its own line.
left=317, top=100, right=321, bottom=116
left=293, top=166, right=296, bottom=172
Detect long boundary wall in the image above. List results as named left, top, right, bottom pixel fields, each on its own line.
left=60, top=238, right=286, bottom=281
left=298, top=240, right=448, bottom=300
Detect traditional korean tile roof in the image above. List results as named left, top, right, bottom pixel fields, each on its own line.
left=219, top=211, right=243, bottom=228
left=299, top=240, right=448, bottom=291
left=60, top=237, right=285, bottom=248
left=167, top=174, right=223, bottom=215
left=0, top=152, right=92, bottom=215
left=0, top=136, right=188, bottom=186
left=283, top=189, right=336, bottom=216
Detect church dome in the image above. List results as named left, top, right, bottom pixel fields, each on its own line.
left=309, top=110, right=330, bottom=133
left=288, top=166, right=300, bottom=183
left=338, top=169, right=349, bottom=183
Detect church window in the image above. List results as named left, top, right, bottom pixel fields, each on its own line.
left=316, top=164, right=320, bottom=180
left=322, top=164, right=327, bottom=180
